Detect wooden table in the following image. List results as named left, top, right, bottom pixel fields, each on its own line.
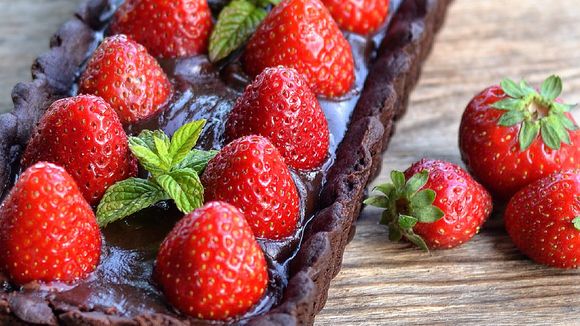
left=1, top=0, right=580, bottom=325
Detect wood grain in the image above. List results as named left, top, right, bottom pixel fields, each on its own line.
left=316, top=0, right=580, bottom=325
left=1, top=0, right=580, bottom=325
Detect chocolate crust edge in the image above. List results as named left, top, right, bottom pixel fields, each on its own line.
left=0, top=0, right=452, bottom=324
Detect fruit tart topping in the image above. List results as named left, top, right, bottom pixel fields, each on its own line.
left=96, top=120, right=217, bottom=226
left=322, top=0, right=389, bottom=35
left=21, top=95, right=138, bottom=206
left=226, top=66, right=330, bottom=170
left=0, top=162, right=102, bottom=285
left=459, top=75, right=579, bottom=199
left=79, top=34, right=172, bottom=125
left=208, top=0, right=279, bottom=62
left=242, top=0, right=355, bottom=97
left=505, top=169, right=580, bottom=269
left=155, top=201, right=268, bottom=320
left=109, top=0, right=213, bottom=58
left=365, top=159, right=492, bottom=250
left=202, top=135, right=300, bottom=240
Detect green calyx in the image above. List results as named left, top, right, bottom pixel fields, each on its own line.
left=492, top=75, right=578, bottom=151
left=363, top=170, right=444, bottom=252
left=96, top=120, right=218, bottom=227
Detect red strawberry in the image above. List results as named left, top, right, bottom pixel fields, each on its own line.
left=459, top=76, right=580, bottom=199
left=21, top=95, right=137, bottom=205
left=155, top=201, right=268, bottom=320
left=0, top=162, right=101, bottom=285
left=79, top=35, right=172, bottom=125
left=505, top=169, right=580, bottom=268
left=109, top=0, right=213, bottom=58
left=225, top=66, right=330, bottom=170
left=242, top=0, right=355, bottom=97
left=201, top=136, right=300, bottom=240
left=321, top=0, right=389, bottom=35
left=365, top=159, right=493, bottom=250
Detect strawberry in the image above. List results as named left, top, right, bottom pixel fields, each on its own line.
left=21, top=95, right=137, bottom=205
left=321, top=0, right=389, bottom=35
left=505, top=169, right=580, bottom=268
left=201, top=135, right=300, bottom=240
left=365, top=159, right=493, bottom=250
left=225, top=66, right=330, bottom=170
left=79, top=34, right=172, bottom=125
left=0, top=162, right=102, bottom=285
left=155, top=201, right=268, bottom=320
left=459, top=75, right=580, bottom=199
left=109, top=0, right=213, bottom=58
left=242, top=0, right=355, bottom=97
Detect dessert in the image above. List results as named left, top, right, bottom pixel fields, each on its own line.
left=459, top=76, right=580, bottom=200
left=365, top=159, right=492, bottom=250
left=0, top=0, right=453, bottom=324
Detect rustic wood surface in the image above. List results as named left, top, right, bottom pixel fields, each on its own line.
left=1, top=0, right=580, bottom=325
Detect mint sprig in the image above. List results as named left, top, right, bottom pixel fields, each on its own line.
left=492, top=75, right=578, bottom=151
left=96, top=120, right=217, bottom=227
left=208, top=0, right=279, bottom=62
left=364, top=170, right=444, bottom=252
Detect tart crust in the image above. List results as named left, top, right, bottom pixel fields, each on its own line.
left=0, top=0, right=452, bottom=324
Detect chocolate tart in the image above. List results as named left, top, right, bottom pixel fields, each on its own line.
left=0, top=0, right=452, bottom=324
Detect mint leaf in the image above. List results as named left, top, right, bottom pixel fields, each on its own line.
left=168, top=120, right=206, bottom=166
left=500, top=78, right=525, bottom=98
left=154, top=135, right=171, bottom=167
left=137, top=129, right=170, bottom=152
left=156, top=168, right=204, bottom=213
left=174, top=149, right=218, bottom=173
left=209, top=0, right=267, bottom=62
left=540, top=75, right=562, bottom=101
left=96, top=178, right=169, bottom=227
left=519, top=120, right=540, bottom=151
left=128, top=137, right=168, bottom=176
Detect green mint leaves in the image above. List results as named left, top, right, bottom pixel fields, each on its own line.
left=96, top=120, right=217, bottom=227
left=364, top=170, right=444, bottom=251
left=208, top=0, right=279, bottom=62
left=492, top=75, right=578, bottom=151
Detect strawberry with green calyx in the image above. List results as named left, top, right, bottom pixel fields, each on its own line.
left=365, top=159, right=493, bottom=250
left=365, top=170, right=444, bottom=251
left=96, top=119, right=217, bottom=227
left=459, top=75, right=579, bottom=199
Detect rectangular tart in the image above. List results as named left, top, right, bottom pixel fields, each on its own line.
left=0, top=0, right=452, bottom=324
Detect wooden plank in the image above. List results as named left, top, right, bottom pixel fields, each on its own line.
left=0, top=0, right=78, bottom=113
left=1, top=0, right=579, bottom=325
left=316, top=0, right=580, bottom=324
